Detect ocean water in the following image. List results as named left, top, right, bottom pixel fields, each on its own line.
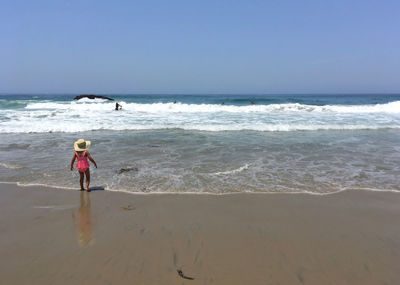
left=0, top=94, right=399, bottom=194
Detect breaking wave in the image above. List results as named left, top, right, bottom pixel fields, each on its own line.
left=0, top=100, right=400, bottom=133
left=23, top=100, right=400, bottom=113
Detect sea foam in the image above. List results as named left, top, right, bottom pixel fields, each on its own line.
left=23, top=100, right=400, bottom=113
left=0, top=100, right=399, bottom=133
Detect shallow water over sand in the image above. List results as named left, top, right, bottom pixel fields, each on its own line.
left=1, top=129, right=399, bottom=194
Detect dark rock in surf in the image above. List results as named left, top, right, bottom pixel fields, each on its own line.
left=74, top=94, right=114, bottom=101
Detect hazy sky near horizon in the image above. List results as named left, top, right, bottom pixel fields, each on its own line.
left=1, top=0, right=399, bottom=94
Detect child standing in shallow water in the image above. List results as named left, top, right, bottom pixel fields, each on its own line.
left=70, top=139, right=97, bottom=191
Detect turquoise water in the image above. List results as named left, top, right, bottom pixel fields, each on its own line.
left=0, top=94, right=399, bottom=193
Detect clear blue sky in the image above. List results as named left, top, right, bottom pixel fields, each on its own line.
left=1, top=0, right=399, bottom=94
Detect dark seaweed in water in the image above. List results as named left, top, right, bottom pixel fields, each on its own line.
left=118, top=167, right=139, bottom=174
left=177, top=269, right=194, bottom=280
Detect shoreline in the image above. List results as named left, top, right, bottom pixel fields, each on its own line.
left=2, top=181, right=400, bottom=196
left=1, top=183, right=400, bottom=284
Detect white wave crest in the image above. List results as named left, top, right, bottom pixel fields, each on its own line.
left=23, top=100, right=400, bottom=114
left=214, top=164, right=250, bottom=175
left=0, top=162, right=23, bottom=169
left=1, top=122, right=400, bottom=133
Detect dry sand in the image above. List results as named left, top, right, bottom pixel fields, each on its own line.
left=1, top=183, right=400, bottom=285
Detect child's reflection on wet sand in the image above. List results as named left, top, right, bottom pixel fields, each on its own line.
left=73, top=191, right=93, bottom=247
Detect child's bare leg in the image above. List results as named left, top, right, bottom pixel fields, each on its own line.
left=85, top=169, right=91, bottom=191
left=79, top=172, right=85, bottom=190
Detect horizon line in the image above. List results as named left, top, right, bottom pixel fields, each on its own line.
left=1, top=92, right=400, bottom=96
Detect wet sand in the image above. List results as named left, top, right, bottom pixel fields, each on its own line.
left=1, top=183, right=400, bottom=285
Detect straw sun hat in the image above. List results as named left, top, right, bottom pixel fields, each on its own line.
left=74, top=139, right=91, bottom=151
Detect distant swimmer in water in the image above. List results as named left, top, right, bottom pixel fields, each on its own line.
left=115, top=102, right=122, bottom=110
left=250, top=101, right=255, bottom=105
left=173, top=101, right=177, bottom=104
left=221, top=102, right=225, bottom=105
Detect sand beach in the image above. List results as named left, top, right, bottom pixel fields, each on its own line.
left=1, top=183, right=399, bottom=285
